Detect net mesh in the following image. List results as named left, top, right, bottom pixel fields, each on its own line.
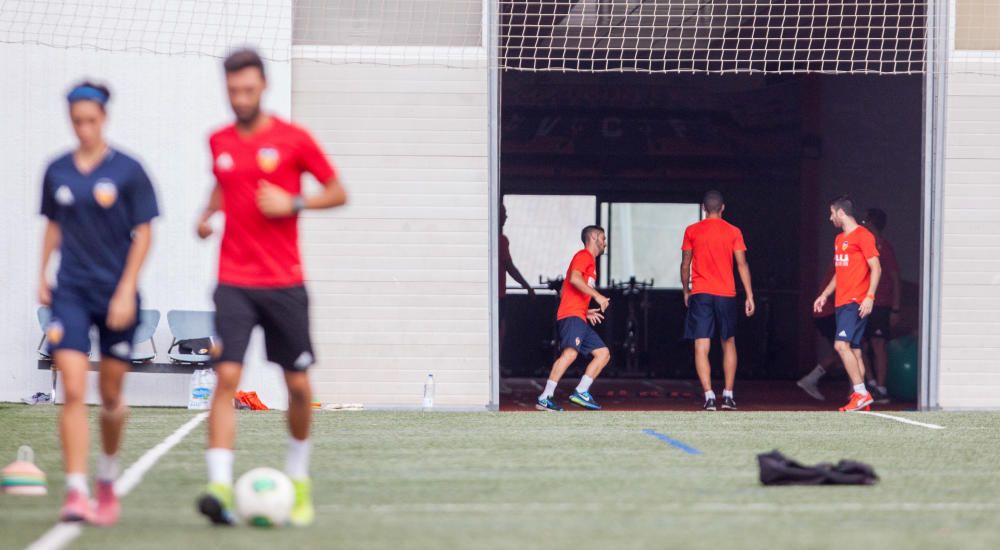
left=501, top=0, right=928, bottom=74
left=0, top=0, right=998, bottom=75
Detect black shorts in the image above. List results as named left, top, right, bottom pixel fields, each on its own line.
left=213, top=284, right=314, bottom=371
left=865, top=306, right=892, bottom=340
left=684, top=294, right=738, bottom=341
left=814, top=315, right=836, bottom=345
left=835, top=302, right=868, bottom=349
left=557, top=317, right=607, bottom=356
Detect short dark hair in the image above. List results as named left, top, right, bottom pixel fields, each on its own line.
left=223, top=48, right=266, bottom=79
left=703, top=190, right=724, bottom=214
left=581, top=225, right=604, bottom=245
left=830, top=195, right=856, bottom=218
left=864, top=208, right=887, bottom=232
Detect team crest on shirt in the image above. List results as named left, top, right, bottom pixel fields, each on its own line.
left=215, top=152, right=234, bottom=171
left=93, top=179, right=118, bottom=208
left=256, top=147, right=280, bottom=173
left=841, top=241, right=849, bottom=251
left=46, top=320, right=64, bottom=345
left=55, top=185, right=74, bottom=206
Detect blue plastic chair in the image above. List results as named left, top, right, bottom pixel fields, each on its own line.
left=130, top=309, right=161, bottom=363
left=36, top=306, right=52, bottom=358
left=166, top=310, right=215, bottom=364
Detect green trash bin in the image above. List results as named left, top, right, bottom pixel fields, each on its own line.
left=887, top=335, right=918, bottom=401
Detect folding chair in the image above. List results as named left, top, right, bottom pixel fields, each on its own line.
left=37, top=306, right=52, bottom=359
left=166, top=310, right=215, bottom=365
left=130, top=309, right=161, bottom=363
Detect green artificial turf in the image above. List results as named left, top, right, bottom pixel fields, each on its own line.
left=2, top=405, right=999, bottom=549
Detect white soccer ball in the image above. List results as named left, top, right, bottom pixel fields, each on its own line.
left=234, top=467, right=294, bottom=527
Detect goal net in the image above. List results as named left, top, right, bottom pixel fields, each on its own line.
left=1, top=1, right=999, bottom=75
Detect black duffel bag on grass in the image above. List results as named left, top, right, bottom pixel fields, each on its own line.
left=757, top=450, right=879, bottom=486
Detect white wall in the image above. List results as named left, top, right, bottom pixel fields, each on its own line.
left=292, top=57, right=491, bottom=409
left=0, top=2, right=295, bottom=408
left=938, top=59, right=1000, bottom=409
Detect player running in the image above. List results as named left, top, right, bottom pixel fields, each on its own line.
left=536, top=226, right=611, bottom=411
left=195, top=49, right=347, bottom=526
left=813, top=196, right=881, bottom=412
left=680, top=191, right=755, bottom=411
left=39, top=81, right=159, bottom=525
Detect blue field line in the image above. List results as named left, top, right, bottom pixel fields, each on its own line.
left=641, top=429, right=704, bottom=455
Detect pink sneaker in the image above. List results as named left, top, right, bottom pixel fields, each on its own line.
left=92, top=480, right=120, bottom=526
left=59, top=489, right=93, bottom=523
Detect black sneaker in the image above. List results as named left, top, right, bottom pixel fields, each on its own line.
left=870, top=385, right=890, bottom=404
left=703, top=397, right=717, bottom=411
left=721, top=396, right=737, bottom=410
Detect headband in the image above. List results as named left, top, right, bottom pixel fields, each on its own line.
left=67, top=85, right=109, bottom=106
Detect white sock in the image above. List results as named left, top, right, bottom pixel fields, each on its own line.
left=723, top=390, right=734, bottom=399
left=575, top=375, right=594, bottom=394
left=539, top=380, right=558, bottom=400
left=96, top=453, right=120, bottom=482
left=853, top=383, right=869, bottom=396
left=705, top=390, right=716, bottom=400
left=206, top=448, right=234, bottom=486
left=285, top=437, right=311, bottom=480
left=65, top=473, right=89, bottom=496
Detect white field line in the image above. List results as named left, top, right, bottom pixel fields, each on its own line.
left=322, top=501, right=1000, bottom=514
left=854, top=411, right=946, bottom=430
left=25, top=412, right=208, bottom=550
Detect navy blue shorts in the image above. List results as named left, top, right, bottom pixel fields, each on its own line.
left=557, top=316, right=607, bottom=356
left=48, top=285, right=139, bottom=362
left=835, top=302, right=868, bottom=349
left=684, top=294, right=738, bottom=340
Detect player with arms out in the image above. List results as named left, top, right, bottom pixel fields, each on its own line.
left=536, top=226, right=611, bottom=412
left=39, top=81, right=159, bottom=525
left=813, top=196, right=881, bottom=412
left=195, top=49, right=348, bottom=526
left=680, top=190, right=755, bottom=411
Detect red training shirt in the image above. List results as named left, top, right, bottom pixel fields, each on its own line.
left=681, top=218, right=747, bottom=297
left=209, top=116, right=336, bottom=287
left=556, top=249, right=597, bottom=321
left=833, top=226, right=880, bottom=308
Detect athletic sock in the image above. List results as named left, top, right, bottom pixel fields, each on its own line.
left=539, top=380, right=558, bottom=400
left=285, top=437, right=312, bottom=480
left=65, top=473, right=89, bottom=496
left=723, top=390, right=734, bottom=399
left=804, top=364, right=826, bottom=382
left=853, top=383, right=869, bottom=396
left=96, top=453, right=120, bottom=482
left=704, top=390, right=716, bottom=401
left=206, top=448, right=234, bottom=486
left=575, top=375, right=594, bottom=394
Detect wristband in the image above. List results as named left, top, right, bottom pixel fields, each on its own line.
left=292, top=195, right=306, bottom=213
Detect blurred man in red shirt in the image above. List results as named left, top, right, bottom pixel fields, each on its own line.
left=681, top=191, right=755, bottom=411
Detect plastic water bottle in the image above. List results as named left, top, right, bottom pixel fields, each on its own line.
left=422, top=374, right=435, bottom=411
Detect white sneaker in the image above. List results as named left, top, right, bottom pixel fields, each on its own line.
left=796, top=377, right=825, bottom=401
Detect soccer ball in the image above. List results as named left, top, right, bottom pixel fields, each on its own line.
left=234, top=467, right=294, bottom=527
